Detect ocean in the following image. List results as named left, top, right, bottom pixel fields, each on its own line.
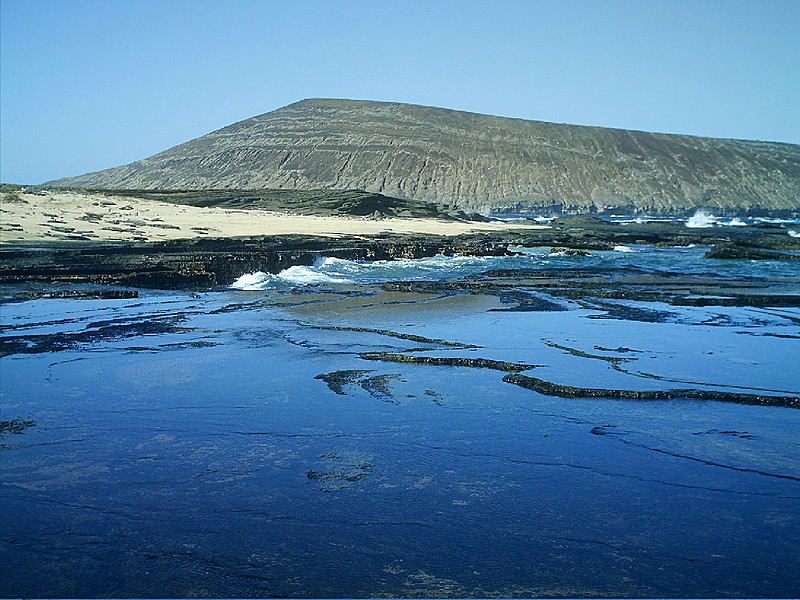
left=229, top=243, right=800, bottom=289
left=1, top=244, right=799, bottom=598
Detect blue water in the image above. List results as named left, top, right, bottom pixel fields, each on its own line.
left=489, top=210, right=800, bottom=228
left=231, top=245, right=800, bottom=289
left=2, top=247, right=799, bottom=598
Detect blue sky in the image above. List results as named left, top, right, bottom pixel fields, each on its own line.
left=2, top=0, right=798, bottom=184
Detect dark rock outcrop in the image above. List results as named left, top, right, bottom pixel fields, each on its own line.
left=503, top=373, right=800, bottom=410
left=3, top=218, right=798, bottom=292
left=0, top=234, right=513, bottom=290
left=91, top=188, right=479, bottom=221
left=705, top=243, right=800, bottom=260
left=359, top=352, right=538, bottom=372
left=49, top=98, right=800, bottom=215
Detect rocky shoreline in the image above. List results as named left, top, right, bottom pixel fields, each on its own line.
left=1, top=216, right=798, bottom=293
left=0, top=233, right=511, bottom=290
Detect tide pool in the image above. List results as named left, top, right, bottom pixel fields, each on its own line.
left=1, top=250, right=799, bottom=598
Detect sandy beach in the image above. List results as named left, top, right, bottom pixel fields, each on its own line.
left=0, top=190, right=543, bottom=244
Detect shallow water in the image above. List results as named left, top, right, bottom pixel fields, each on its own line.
left=2, top=248, right=799, bottom=598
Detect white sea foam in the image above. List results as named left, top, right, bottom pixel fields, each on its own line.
left=231, top=271, right=272, bottom=290
left=789, top=230, right=800, bottom=238
left=230, top=254, right=509, bottom=290
left=685, top=210, right=716, bottom=228
left=230, top=267, right=351, bottom=289
left=616, top=216, right=676, bottom=225
left=230, top=258, right=354, bottom=290
left=755, top=217, right=800, bottom=225
left=228, top=245, right=800, bottom=290
left=725, top=217, right=747, bottom=226
left=487, top=214, right=555, bottom=224
left=276, top=265, right=353, bottom=285
left=685, top=212, right=754, bottom=228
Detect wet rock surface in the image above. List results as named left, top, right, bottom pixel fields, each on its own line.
left=383, top=270, right=800, bottom=311
left=2, top=220, right=800, bottom=598
left=0, top=418, right=37, bottom=447
left=306, top=451, right=374, bottom=492
left=503, top=373, right=800, bottom=410
left=0, top=233, right=512, bottom=290
left=705, top=242, right=800, bottom=260
left=360, top=352, right=539, bottom=373
left=0, top=318, right=192, bottom=357
left=315, top=369, right=404, bottom=404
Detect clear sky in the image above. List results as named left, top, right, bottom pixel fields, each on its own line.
left=1, top=0, right=798, bottom=184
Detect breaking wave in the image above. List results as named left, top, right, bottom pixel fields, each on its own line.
left=230, top=255, right=518, bottom=290
left=231, top=265, right=352, bottom=289
left=229, top=242, right=800, bottom=291
left=685, top=211, right=770, bottom=228
left=685, top=210, right=716, bottom=228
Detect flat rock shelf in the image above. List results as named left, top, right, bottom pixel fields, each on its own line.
left=1, top=221, right=799, bottom=598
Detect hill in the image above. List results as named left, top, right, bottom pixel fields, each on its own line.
left=49, top=98, right=800, bottom=215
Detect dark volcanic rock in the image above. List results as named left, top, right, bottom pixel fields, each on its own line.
left=359, top=352, right=537, bottom=372
left=550, top=247, right=591, bottom=256
left=0, top=235, right=513, bottom=290
left=2, top=219, right=798, bottom=293
left=49, top=98, right=800, bottom=215
left=491, top=291, right=569, bottom=312
left=502, top=373, right=800, bottom=410
left=706, top=243, right=800, bottom=260
left=0, top=319, right=190, bottom=357
left=91, top=188, right=477, bottom=221
left=0, top=418, right=37, bottom=450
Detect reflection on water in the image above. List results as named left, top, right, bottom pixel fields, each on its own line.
left=2, top=249, right=799, bottom=598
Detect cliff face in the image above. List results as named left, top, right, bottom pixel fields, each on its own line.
left=50, top=98, right=800, bottom=214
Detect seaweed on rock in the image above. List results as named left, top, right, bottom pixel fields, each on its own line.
left=359, top=352, right=539, bottom=372
left=502, top=373, right=800, bottom=409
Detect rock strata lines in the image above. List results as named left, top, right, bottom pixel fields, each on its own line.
left=49, top=98, right=800, bottom=215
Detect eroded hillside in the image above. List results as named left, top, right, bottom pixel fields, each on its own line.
left=50, top=99, right=800, bottom=215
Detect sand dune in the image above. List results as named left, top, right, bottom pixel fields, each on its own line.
left=0, top=191, right=543, bottom=244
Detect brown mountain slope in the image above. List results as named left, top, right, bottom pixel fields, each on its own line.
left=50, top=98, right=800, bottom=215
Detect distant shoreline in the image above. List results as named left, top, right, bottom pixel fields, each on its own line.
left=2, top=188, right=799, bottom=293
